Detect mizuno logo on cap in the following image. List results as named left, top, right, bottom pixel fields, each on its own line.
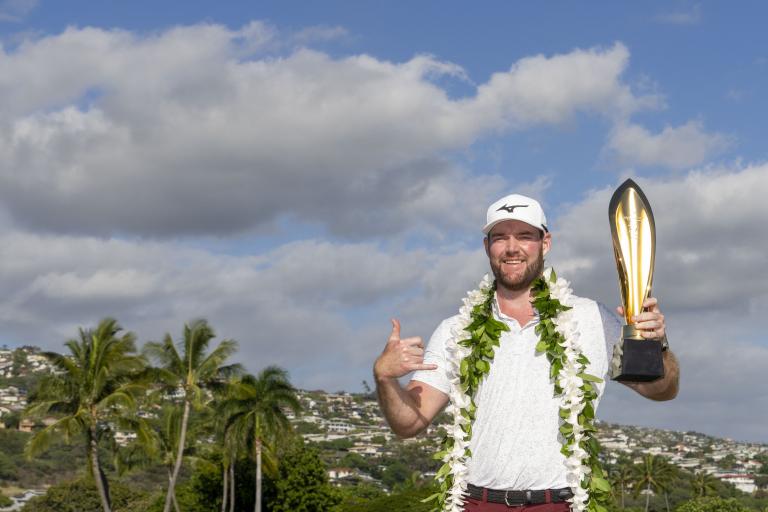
left=496, top=204, right=528, bottom=213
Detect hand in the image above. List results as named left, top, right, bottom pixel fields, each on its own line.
left=374, top=319, right=437, bottom=380
left=617, top=296, right=666, bottom=340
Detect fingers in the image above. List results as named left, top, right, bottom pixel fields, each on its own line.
left=634, top=306, right=665, bottom=339
left=410, top=363, right=438, bottom=371
left=403, top=346, right=424, bottom=358
left=643, top=296, right=660, bottom=312
left=389, top=318, right=401, bottom=341
left=616, top=297, right=665, bottom=339
left=400, top=336, right=424, bottom=348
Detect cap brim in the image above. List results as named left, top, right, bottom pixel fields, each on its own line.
left=482, top=219, right=547, bottom=234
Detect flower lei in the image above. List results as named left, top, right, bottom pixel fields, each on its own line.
left=426, top=268, right=612, bottom=512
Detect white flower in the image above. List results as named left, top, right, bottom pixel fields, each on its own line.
left=437, top=270, right=602, bottom=512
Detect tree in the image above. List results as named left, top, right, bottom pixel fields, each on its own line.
left=271, top=439, right=341, bottom=512
left=674, top=496, right=749, bottom=512
left=632, top=454, right=674, bottom=512
left=21, top=477, right=149, bottom=512
left=143, top=319, right=241, bottom=512
left=222, top=367, right=301, bottom=512
left=114, top=405, right=184, bottom=512
left=690, top=471, right=718, bottom=498
left=25, top=318, right=148, bottom=512
left=610, top=463, right=634, bottom=509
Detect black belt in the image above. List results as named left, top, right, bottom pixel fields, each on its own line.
left=466, top=483, right=573, bottom=506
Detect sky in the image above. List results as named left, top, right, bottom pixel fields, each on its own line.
left=0, top=1, right=766, bottom=443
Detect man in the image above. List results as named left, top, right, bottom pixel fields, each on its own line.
left=374, top=193, right=679, bottom=511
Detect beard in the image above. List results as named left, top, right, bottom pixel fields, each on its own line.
left=489, top=247, right=545, bottom=292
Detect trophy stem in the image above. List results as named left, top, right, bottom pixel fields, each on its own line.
left=622, top=324, right=644, bottom=340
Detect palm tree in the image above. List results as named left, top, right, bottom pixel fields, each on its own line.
left=218, top=413, right=240, bottom=512
left=222, top=367, right=300, bottom=512
left=143, top=319, right=241, bottom=512
left=632, top=454, right=674, bottom=512
left=690, top=470, right=718, bottom=497
left=209, top=378, right=240, bottom=512
left=24, top=318, right=148, bottom=512
left=115, top=405, right=184, bottom=512
left=610, top=463, right=634, bottom=509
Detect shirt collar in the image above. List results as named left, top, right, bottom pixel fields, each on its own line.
left=492, top=293, right=540, bottom=326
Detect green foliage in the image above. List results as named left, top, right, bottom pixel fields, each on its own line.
left=429, top=278, right=506, bottom=511
left=316, top=438, right=354, bottom=451
left=294, top=421, right=323, bottom=434
left=674, top=496, right=750, bottom=512
left=690, top=470, right=719, bottom=497
left=0, top=493, right=12, bottom=507
left=25, top=318, right=149, bottom=458
left=0, top=429, right=85, bottom=488
left=0, top=450, right=17, bottom=480
left=143, top=319, right=242, bottom=411
left=20, top=477, right=149, bottom=512
left=531, top=271, right=610, bottom=511
left=340, top=487, right=436, bottom=512
left=381, top=460, right=410, bottom=489
left=24, top=318, right=151, bottom=511
left=271, top=440, right=341, bottom=512
left=338, top=482, right=386, bottom=508
left=1, top=409, right=21, bottom=429
left=221, top=366, right=301, bottom=511
left=143, top=318, right=242, bottom=512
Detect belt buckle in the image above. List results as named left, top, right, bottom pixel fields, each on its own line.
left=503, top=489, right=530, bottom=507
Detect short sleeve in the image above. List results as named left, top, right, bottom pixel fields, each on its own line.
left=410, top=318, right=454, bottom=395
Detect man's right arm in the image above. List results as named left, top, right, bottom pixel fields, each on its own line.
left=373, top=319, right=449, bottom=438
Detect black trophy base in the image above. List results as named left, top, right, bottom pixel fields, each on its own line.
left=613, top=338, right=664, bottom=382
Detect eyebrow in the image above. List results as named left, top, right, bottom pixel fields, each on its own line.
left=489, top=230, right=540, bottom=239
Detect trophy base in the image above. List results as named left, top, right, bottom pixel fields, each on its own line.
left=613, top=338, right=664, bottom=382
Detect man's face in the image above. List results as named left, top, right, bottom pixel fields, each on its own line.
left=484, top=220, right=551, bottom=292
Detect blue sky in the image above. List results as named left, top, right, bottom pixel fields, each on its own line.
left=0, top=1, right=767, bottom=442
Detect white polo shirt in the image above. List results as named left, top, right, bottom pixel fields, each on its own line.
left=412, top=296, right=620, bottom=490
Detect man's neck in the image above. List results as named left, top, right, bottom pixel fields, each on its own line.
left=495, top=284, right=535, bottom=325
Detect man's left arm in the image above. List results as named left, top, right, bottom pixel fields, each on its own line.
left=617, top=297, right=680, bottom=401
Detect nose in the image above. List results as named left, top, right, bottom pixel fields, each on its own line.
left=502, top=236, right=523, bottom=254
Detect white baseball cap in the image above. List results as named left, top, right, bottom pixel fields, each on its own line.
left=482, top=194, right=548, bottom=234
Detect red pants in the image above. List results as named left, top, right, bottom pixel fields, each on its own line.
left=463, top=498, right=571, bottom=511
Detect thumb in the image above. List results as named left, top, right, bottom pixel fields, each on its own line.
left=390, top=318, right=401, bottom=340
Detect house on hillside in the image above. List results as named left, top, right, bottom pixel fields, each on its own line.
left=18, top=418, right=35, bottom=432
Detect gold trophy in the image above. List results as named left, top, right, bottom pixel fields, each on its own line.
left=609, top=179, right=664, bottom=382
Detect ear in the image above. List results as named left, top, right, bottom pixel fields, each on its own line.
left=542, top=232, right=552, bottom=256
left=483, top=236, right=490, bottom=257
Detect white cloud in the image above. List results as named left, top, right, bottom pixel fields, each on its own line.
left=547, top=164, right=768, bottom=440
left=0, top=228, right=438, bottom=390
left=0, top=162, right=766, bottom=439
left=604, top=121, right=731, bottom=170
left=0, top=26, right=654, bottom=237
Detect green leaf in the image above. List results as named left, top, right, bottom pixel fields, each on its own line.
left=435, top=462, right=451, bottom=479
left=590, top=476, right=611, bottom=492
left=578, top=372, right=603, bottom=383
